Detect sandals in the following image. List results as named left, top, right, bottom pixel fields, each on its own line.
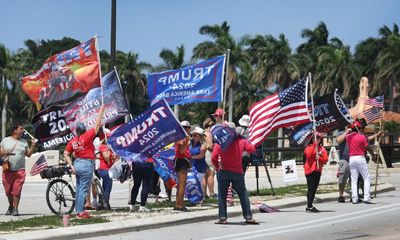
left=215, top=219, right=228, bottom=224
left=245, top=219, right=259, bottom=225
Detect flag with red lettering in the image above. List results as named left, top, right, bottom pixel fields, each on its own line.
left=248, top=79, right=310, bottom=147
left=22, top=38, right=100, bottom=110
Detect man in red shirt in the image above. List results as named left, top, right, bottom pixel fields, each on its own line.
left=211, top=133, right=258, bottom=224
left=346, top=119, right=376, bottom=204
left=98, top=143, right=116, bottom=210
left=64, top=106, right=105, bottom=219
left=173, top=121, right=192, bottom=212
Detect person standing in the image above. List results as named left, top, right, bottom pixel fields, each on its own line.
left=203, top=118, right=217, bottom=198
left=173, top=120, right=192, bottom=212
left=303, top=132, right=328, bottom=213
left=130, top=158, right=154, bottom=213
left=189, top=126, right=208, bottom=202
left=98, top=143, right=116, bottom=209
left=346, top=120, right=376, bottom=204
left=0, top=124, right=36, bottom=216
left=64, top=106, right=105, bottom=219
left=336, top=127, right=351, bottom=203
left=211, top=132, right=258, bottom=224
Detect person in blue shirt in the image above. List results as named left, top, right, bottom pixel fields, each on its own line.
left=189, top=126, right=208, bottom=203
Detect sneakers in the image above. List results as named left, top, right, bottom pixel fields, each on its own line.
left=76, top=211, right=90, bottom=219
left=5, top=207, right=13, bottom=215
left=129, top=205, right=138, bottom=212
left=12, top=209, right=19, bottom=216
left=363, top=199, right=375, bottom=204
left=338, top=196, right=345, bottom=203
left=138, top=206, right=151, bottom=213
left=306, top=206, right=320, bottom=213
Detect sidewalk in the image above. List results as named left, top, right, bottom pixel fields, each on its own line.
left=0, top=163, right=398, bottom=240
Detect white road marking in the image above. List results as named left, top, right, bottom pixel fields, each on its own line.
left=205, top=203, right=400, bottom=240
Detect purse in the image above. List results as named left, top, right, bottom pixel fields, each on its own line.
left=1, top=141, right=19, bottom=173
left=2, top=160, right=10, bottom=172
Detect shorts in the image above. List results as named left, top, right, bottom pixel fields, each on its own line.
left=175, top=158, right=191, bottom=172
left=2, top=170, right=26, bottom=197
left=338, top=160, right=350, bottom=185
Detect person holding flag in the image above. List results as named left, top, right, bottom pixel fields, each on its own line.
left=64, top=105, right=105, bottom=219
left=303, top=132, right=328, bottom=212
left=0, top=124, right=37, bottom=216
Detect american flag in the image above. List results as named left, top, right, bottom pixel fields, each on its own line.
left=30, top=155, right=48, bottom=176
left=248, top=79, right=310, bottom=147
left=363, top=107, right=382, bottom=123
left=364, top=95, right=384, bottom=108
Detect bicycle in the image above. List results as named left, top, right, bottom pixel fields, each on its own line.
left=41, top=163, right=109, bottom=215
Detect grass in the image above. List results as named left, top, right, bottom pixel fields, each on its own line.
left=0, top=215, right=110, bottom=233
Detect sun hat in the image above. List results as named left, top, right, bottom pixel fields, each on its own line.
left=181, top=120, right=191, bottom=128
left=238, top=115, right=250, bottom=127
left=212, top=108, right=225, bottom=117
left=191, top=126, right=205, bottom=135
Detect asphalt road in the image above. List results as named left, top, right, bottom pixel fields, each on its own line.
left=83, top=190, right=400, bottom=240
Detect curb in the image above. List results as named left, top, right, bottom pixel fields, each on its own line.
left=1, top=183, right=395, bottom=240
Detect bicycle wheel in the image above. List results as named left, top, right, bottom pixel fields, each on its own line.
left=93, top=177, right=110, bottom=210
left=46, top=179, right=75, bottom=215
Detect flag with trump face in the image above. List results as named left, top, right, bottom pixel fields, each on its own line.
left=248, top=79, right=310, bottom=147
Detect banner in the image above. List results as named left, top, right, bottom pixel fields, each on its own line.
left=63, top=69, right=128, bottom=134
left=147, top=55, right=225, bottom=105
left=32, top=105, right=74, bottom=150
left=185, top=168, right=203, bottom=204
left=152, top=146, right=203, bottom=203
left=108, top=99, right=186, bottom=162
left=22, top=38, right=100, bottom=109
left=281, top=160, right=298, bottom=183
left=285, top=91, right=353, bottom=147
left=153, top=147, right=178, bottom=189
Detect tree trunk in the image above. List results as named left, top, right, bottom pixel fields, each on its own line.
left=2, top=93, right=7, bottom=139
left=389, top=77, right=394, bottom=112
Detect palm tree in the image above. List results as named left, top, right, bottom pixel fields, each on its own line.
left=192, top=21, right=250, bottom=121
left=0, top=44, right=9, bottom=138
left=296, top=22, right=331, bottom=78
left=314, top=39, right=359, bottom=98
left=248, top=33, right=300, bottom=90
left=114, top=51, right=152, bottom=115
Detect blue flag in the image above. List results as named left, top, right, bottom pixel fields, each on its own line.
left=108, top=99, right=187, bottom=162
left=147, top=55, right=226, bottom=105
left=153, top=147, right=178, bottom=189
left=211, top=125, right=238, bottom=151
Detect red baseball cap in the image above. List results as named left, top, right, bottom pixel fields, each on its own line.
left=212, top=108, right=225, bottom=117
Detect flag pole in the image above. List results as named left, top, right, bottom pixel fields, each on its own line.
left=95, top=35, right=105, bottom=106
left=222, top=49, right=230, bottom=122
left=308, top=72, right=320, bottom=169
left=374, top=95, right=384, bottom=197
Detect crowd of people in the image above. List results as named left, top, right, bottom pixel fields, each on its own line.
left=0, top=105, right=383, bottom=224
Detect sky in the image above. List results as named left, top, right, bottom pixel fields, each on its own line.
left=1, top=0, right=399, bottom=66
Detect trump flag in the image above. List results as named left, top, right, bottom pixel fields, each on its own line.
left=147, top=55, right=225, bottom=105
left=63, top=69, right=129, bottom=134
left=107, top=99, right=187, bottom=162
left=22, top=38, right=100, bottom=109
left=248, top=79, right=310, bottom=147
